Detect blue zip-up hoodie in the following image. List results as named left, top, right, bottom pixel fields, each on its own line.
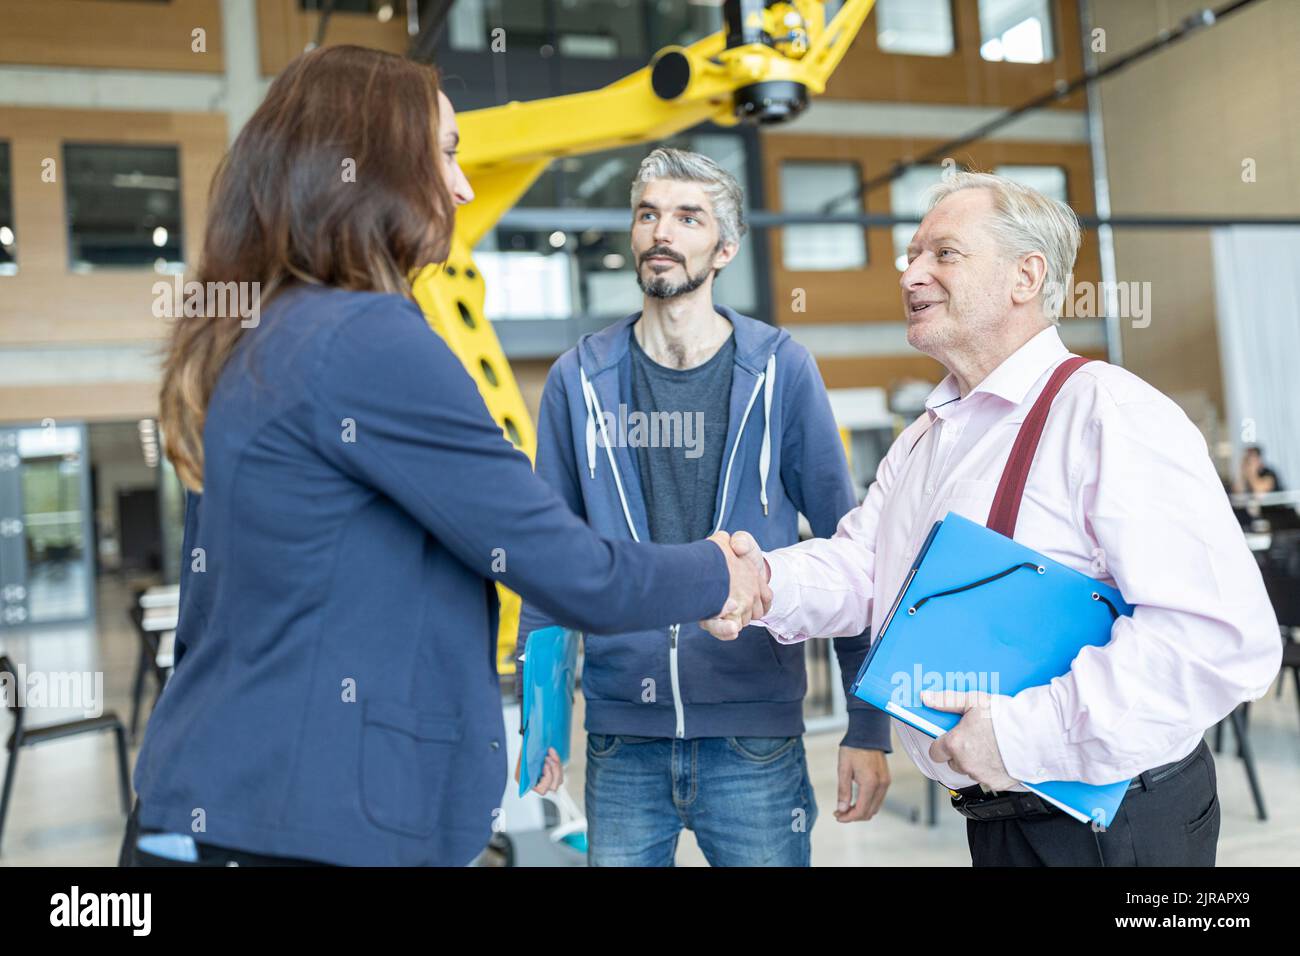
left=518, top=305, right=891, bottom=750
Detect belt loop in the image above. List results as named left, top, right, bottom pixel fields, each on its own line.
left=1138, top=768, right=1158, bottom=791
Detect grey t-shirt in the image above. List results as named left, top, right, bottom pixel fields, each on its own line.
left=628, top=330, right=735, bottom=544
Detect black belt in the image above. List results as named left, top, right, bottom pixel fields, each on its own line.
left=951, top=741, right=1206, bottom=823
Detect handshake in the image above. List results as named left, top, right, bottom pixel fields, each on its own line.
left=700, top=531, right=771, bottom=640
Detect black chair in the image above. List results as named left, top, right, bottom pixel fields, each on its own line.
left=1208, top=530, right=1300, bottom=821
left=127, top=600, right=170, bottom=743
left=0, top=654, right=132, bottom=857
left=1213, top=703, right=1268, bottom=821
left=1257, top=531, right=1300, bottom=721
left=1262, top=530, right=1300, bottom=579
left=1261, top=506, right=1300, bottom=533
left=1264, top=574, right=1300, bottom=721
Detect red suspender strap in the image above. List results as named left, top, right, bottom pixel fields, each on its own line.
left=986, top=355, right=1093, bottom=539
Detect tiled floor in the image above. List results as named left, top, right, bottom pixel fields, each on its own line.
left=1, top=576, right=1297, bottom=866
left=0, top=576, right=141, bottom=866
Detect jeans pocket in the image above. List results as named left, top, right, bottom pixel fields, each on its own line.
left=726, top=735, right=798, bottom=763
left=587, top=733, right=622, bottom=758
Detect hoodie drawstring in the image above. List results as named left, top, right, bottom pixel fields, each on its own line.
left=582, top=348, right=777, bottom=533
left=579, top=365, right=597, bottom=479
left=759, top=352, right=776, bottom=516
left=579, top=362, right=641, bottom=542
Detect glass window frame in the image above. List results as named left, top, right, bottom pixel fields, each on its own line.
left=62, top=141, right=185, bottom=274
left=0, top=141, right=15, bottom=276
left=874, top=0, right=957, bottom=58
left=778, top=158, right=869, bottom=273
left=977, top=0, right=1056, bottom=64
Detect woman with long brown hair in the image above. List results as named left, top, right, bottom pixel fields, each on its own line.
left=122, top=45, right=761, bottom=866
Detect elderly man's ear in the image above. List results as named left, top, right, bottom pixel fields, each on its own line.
left=1011, top=251, right=1049, bottom=308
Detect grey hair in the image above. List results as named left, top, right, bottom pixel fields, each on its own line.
left=925, top=171, right=1081, bottom=323
left=630, top=147, right=748, bottom=250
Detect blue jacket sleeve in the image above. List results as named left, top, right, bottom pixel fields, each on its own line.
left=778, top=344, right=892, bottom=753
left=309, top=298, right=731, bottom=639
left=514, top=357, right=586, bottom=696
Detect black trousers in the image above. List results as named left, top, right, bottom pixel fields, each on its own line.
left=966, top=740, right=1220, bottom=866
left=119, top=801, right=332, bottom=867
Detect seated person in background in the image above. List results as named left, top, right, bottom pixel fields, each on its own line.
left=1232, top=445, right=1298, bottom=530
left=1234, top=445, right=1284, bottom=495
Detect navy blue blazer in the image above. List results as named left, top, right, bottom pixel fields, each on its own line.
left=133, top=285, right=729, bottom=865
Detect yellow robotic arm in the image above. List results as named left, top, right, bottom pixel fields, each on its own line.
left=410, top=0, right=875, bottom=674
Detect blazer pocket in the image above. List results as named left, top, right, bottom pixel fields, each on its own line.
left=360, top=700, right=463, bottom=838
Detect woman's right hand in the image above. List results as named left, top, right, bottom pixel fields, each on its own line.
left=514, top=746, right=564, bottom=795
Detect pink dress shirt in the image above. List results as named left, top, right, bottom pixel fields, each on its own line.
left=758, top=326, right=1282, bottom=789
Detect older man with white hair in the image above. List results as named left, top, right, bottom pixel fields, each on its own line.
left=708, top=171, right=1281, bottom=866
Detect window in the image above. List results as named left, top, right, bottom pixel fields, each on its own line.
left=875, top=0, right=955, bottom=57
left=779, top=160, right=866, bottom=271
left=63, top=144, right=183, bottom=272
left=890, top=164, right=947, bottom=270
left=447, top=0, right=490, bottom=50
left=448, top=0, right=727, bottom=58
left=995, top=164, right=1068, bottom=202
left=16, top=424, right=90, bottom=624
left=978, top=0, right=1054, bottom=63
left=448, top=0, right=549, bottom=52
left=558, top=152, right=645, bottom=209
left=0, top=142, right=14, bottom=276
left=647, top=0, right=723, bottom=50
left=475, top=229, right=578, bottom=320
left=555, top=0, right=646, bottom=59
left=299, top=1, right=391, bottom=13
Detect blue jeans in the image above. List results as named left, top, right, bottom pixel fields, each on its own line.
left=584, top=734, right=817, bottom=866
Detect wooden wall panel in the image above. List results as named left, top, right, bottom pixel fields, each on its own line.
left=0, top=382, right=161, bottom=424
left=257, top=0, right=409, bottom=76
left=0, top=0, right=223, bottom=72
left=816, top=354, right=947, bottom=391
left=815, top=347, right=1107, bottom=392
left=827, top=0, right=1086, bottom=110
left=0, top=106, right=228, bottom=346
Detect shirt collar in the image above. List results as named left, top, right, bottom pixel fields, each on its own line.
left=924, top=325, right=1070, bottom=420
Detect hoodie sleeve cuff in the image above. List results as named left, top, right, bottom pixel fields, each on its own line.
left=841, top=706, right=892, bottom=752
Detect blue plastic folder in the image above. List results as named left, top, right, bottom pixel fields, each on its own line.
left=850, top=512, right=1135, bottom=826
left=518, top=626, right=580, bottom=797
